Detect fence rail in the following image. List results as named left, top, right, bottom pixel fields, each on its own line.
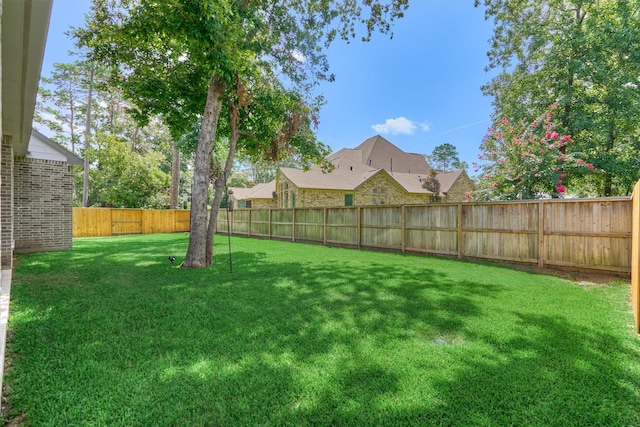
left=73, top=208, right=190, bottom=237
left=73, top=195, right=640, bottom=333
left=216, top=198, right=633, bottom=276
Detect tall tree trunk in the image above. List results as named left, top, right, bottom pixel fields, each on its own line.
left=183, top=76, right=225, bottom=268
left=205, top=100, right=240, bottom=263
left=82, top=64, right=95, bottom=207
left=170, top=140, right=180, bottom=209
left=603, top=131, right=615, bottom=197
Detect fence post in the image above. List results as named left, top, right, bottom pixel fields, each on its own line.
left=323, top=207, right=328, bottom=246
left=268, top=209, right=272, bottom=240
left=357, top=207, right=362, bottom=249
left=457, top=204, right=463, bottom=259
left=538, top=201, right=545, bottom=269
left=401, top=205, right=406, bottom=253
left=631, top=179, right=640, bottom=333
left=292, top=208, right=296, bottom=242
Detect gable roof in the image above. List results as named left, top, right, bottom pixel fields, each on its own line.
left=29, top=129, right=84, bottom=165
left=327, top=135, right=432, bottom=174
left=230, top=180, right=276, bottom=201
left=280, top=163, right=379, bottom=191
left=279, top=165, right=432, bottom=195
left=435, top=170, right=464, bottom=194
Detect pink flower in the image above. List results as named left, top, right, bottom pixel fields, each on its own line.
left=465, top=192, right=471, bottom=199
left=550, top=132, right=559, bottom=139
left=556, top=180, right=563, bottom=185
left=492, top=182, right=497, bottom=188
left=562, top=135, right=571, bottom=141
left=532, top=120, right=538, bottom=127
left=502, top=117, right=509, bottom=124
left=587, top=163, right=595, bottom=169
left=556, top=186, right=566, bottom=193
left=560, top=173, right=567, bottom=178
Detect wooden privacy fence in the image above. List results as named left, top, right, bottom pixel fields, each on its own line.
left=73, top=208, right=191, bottom=237
left=216, top=198, right=633, bottom=275
left=73, top=194, right=640, bottom=333
left=632, top=180, right=640, bottom=333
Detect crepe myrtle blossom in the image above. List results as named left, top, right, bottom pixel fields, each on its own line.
left=476, top=104, right=595, bottom=200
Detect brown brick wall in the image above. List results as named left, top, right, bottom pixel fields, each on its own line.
left=355, top=173, right=431, bottom=205
left=248, top=199, right=277, bottom=209
left=442, top=172, right=476, bottom=203
left=13, top=157, right=75, bottom=252
left=1, top=137, right=13, bottom=269
left=277, top=171, right=431, bottom=208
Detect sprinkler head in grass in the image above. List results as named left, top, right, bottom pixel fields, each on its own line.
left=168, top=256, right=176, bottom=264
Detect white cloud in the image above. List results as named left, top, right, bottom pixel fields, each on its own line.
left=418, top=121, right=430, bottom=132
left=371, top=117, right=429, bottom=135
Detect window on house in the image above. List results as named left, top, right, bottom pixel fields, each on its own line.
left=345, top=193, right=354, bottom=206
left=245, top=200, right=252, bottom=208
left=285, top=191, right=289, bottom=207
left=292, top=193, right=296, bottom=208
left=373, top=188, right=386, bottom=205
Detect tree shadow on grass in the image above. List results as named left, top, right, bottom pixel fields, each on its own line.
left=6, top=235, right=640, bottom=425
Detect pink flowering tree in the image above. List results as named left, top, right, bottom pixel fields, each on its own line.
left=474, top=104, right=594, bottom=200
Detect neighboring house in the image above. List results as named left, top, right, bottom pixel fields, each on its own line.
left=1, top=0, right=55, bottom=398
left=276, top=163, right=432, bottom=208
left=435, top=169, right=475, bottom=202
left=229, top=181, right=278, bottom=209
left=14, top=130, right=83, bottom=253
left=272, top=135, right=474, bottom=208
left=228, top=137, right=474, bottom=210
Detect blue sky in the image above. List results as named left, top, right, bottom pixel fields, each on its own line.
left=42, top=0, right=496, bottom=173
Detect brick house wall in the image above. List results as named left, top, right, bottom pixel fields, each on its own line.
left=277, top=171, right=431, bottom=208
left=247, top=199, right=277, bottom=209
left=442, top=172, right=475, bottom=203
left=13, top=157, right=75, bottom=252
left=276, top=175, right=300, bottom=208
left=354, top=173, right=431, bottom=206
left=1, top=137, right=13, bottom=269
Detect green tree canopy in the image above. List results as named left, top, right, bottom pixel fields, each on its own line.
left=476, top=0, right=640, bottom=196
left=76, top=0, right=410, bottom=267
left=426, top=143, right=468, bottom=171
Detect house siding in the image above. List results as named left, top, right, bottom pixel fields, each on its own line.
left=13, top=157, right=74, bottom=252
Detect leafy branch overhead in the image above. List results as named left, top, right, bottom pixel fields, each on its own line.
left=76, top=0, right=410, bottom=268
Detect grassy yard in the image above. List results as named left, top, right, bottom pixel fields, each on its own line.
left=4, top=233, right=640, bottom=426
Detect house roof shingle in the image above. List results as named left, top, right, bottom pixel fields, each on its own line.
left=234, top=136, right=472, bottom=201
left=230, top=180, right=276, bottom=201
left=332, top=135, right=432, bottom=174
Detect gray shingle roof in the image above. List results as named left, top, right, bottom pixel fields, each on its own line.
left=230, top=180, right=276, bottom=201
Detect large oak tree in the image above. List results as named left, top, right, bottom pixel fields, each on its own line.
left=76, top=0, right=409, bottom=267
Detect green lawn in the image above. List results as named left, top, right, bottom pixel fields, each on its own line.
left=5, top=233, right=640, bottom=426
